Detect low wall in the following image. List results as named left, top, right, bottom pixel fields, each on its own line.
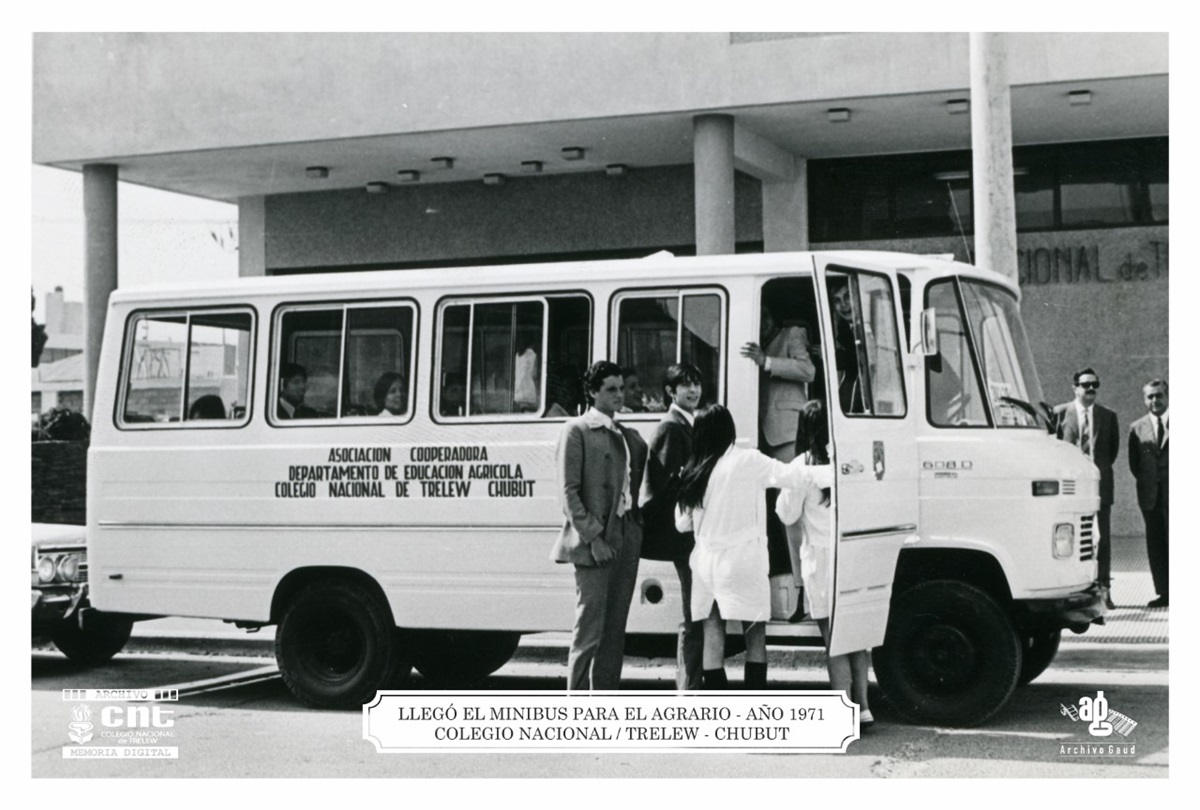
left=31, top=441, right=87, bottom=525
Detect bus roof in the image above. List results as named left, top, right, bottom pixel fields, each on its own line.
left=107, top=249, right=1016, bottom=305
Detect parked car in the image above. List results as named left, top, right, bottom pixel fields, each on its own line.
left=32, top=523, right=131, bottom=664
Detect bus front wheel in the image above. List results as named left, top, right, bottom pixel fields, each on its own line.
left=407, top=630, right=521, bottom=687
left=1018, top=629, right=1061, bottom=686
left=874, top=580, right=1021, bottom=727
left=275, top=579, right=404, bottom=709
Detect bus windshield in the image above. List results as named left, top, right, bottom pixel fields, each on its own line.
left=960, top=280, right=1047, bottom=429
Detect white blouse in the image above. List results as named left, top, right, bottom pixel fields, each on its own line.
left=675, top=446, right=832, bottom=549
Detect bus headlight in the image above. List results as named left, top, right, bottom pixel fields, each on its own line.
left=1053, top=523, right=1075, bottom=559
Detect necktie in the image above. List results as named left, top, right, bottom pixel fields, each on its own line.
left=1080, top=410, right=1091, bottom=457
left=1156, top=416, right=1164, bottom=449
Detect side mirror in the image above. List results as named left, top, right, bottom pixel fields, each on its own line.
left=918, top=307, right=940, bottom=357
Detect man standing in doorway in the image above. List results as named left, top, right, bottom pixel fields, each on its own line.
left=1129, top=380, right=1169, bottom=608
left=1055, top=368, right=1119, bottom=609
left=550, top=360, right=648, bottom=690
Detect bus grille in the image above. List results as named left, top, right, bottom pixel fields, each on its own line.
left=1061, top=480, right=1077, bottom=495
left=1079, top=514, right=1095, bottom=561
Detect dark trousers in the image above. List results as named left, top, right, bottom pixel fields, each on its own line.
left=1097, top=504, right=1112, bottom=587
left=1143, top=496, right=1169, bottom=599
left=567, top=514, right=641, bottom=691
left=673, top=557, right=704, bottom=691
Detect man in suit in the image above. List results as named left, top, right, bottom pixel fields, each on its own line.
left=740, top=303, right=816, bottom=461
left=638, top=362, right=704, bottom=690
left=1055, top=367, right=1119, bottom=608
left=1129, top=379, right=1169, bottom=608
left=740, top=303, right=815, bottom=599
left=550, top=360, right=648, bottom=690
left=277, top=362, right=320, bottom=419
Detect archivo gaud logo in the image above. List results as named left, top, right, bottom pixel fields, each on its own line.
left=1058, top=690, right=1139, bottom=758
left=61, top=688, right=180, bottom=760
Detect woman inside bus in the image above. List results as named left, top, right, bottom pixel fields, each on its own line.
left=674, top=403, right=832, bottom=689
left=372, top=371, right=407, bottom=417
left=776, top=400, right=874, bottom=727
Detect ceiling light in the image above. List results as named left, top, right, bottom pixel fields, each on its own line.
left=946, top=99, right=969, bottom=115
left=366, top=182, right=390, bottom=194
left=827, top=108, right=851, bottom=123
left=1068, top=90, right=1092, bottom=106
left=396, top=170, right=421, bottom=183
left=605, top=164, right=628, bottom=177
left=431, top=156, right=455, bottom=170
left=562, top=147, right=586, bottom=161
left=521, top=161, right=544, bottom=174
left=483, top=173, right=505, bottom=186
left=305, top=166, right=329, bottom=179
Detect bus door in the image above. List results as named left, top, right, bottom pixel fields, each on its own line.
left=813, top=259, right=919, bottom=658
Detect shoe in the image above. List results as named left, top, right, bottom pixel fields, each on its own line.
left=1148, top=596, right=1169, bottom=608
left=859, top=709, right=875, bottom=729
left=1104, top=594, right=1116, bottom=611
left=788, top=603, right=807, bottom=623
left=1093, top=616, right=1106, bottom=626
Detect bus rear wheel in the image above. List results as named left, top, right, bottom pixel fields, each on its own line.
left=407, top=630, right=521, bottom=687
left=1018, top=629, right=1061, bottom=686
left=275, top=579, right=404, bottom=709
left=874, top=580, right=1021, bottom=727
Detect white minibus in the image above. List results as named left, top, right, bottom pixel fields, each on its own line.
left=86, top=250, right=1103, bottom=724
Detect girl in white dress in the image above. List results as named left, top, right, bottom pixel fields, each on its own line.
left=675, top=404, right=831, bottom=689
left=776, top=400, right=873, bottom=726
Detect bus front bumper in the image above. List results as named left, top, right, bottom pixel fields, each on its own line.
left=1016, top=582, right=1106, bottom=632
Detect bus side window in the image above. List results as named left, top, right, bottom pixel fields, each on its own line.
left=121, top=309, right=254, bottom=427
left=275, top=302, right=417, bottom=422
left=436, top=295, right=591, bottom=420
left=925, top=280, right=988, bottom=427
left=614, top=289, right=724, bottom=412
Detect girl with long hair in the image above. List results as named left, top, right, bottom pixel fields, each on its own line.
left=674, top=403, right=832, bottom=689
left=776, top=399, right=873, bottom=727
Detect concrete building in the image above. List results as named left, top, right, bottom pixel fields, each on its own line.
left=31, top=32, right=1167, bottom=531
left=32, top=288, right=85, bottom=415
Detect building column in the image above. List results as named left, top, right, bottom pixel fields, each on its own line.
left=238, top=195, right=267, bottom=277
left=693, top=114, right=736, bottom=256
left=83, top=163, right=118, bottom=422
left=969, top=33, right=1018, bottom=281
left=762, top=158, right=808, bottom=252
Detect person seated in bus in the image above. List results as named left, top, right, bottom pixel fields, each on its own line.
left=187, top=394, right=226, bottom=420
left=372, top=370, right=407, bottom=417
left=776, top=399, right=873, bottom=728
left=638, top=362, right=705, bottom=690
left=829, top=279, right=864, bottom=414
left=674, top=403, right=832, bottom=690
left=277, top=362, right=320, bottom=420
left=620, top=367, right=649, bottom=412
left=544, top=365, right=582, bottom=418
left=549, top=360, right=648, bottom=691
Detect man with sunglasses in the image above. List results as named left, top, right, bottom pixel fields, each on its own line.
left=1055, top=368, right=1119, bottom=609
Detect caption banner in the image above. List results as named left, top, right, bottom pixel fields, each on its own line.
left=364, top=690, right=858, bottom=754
